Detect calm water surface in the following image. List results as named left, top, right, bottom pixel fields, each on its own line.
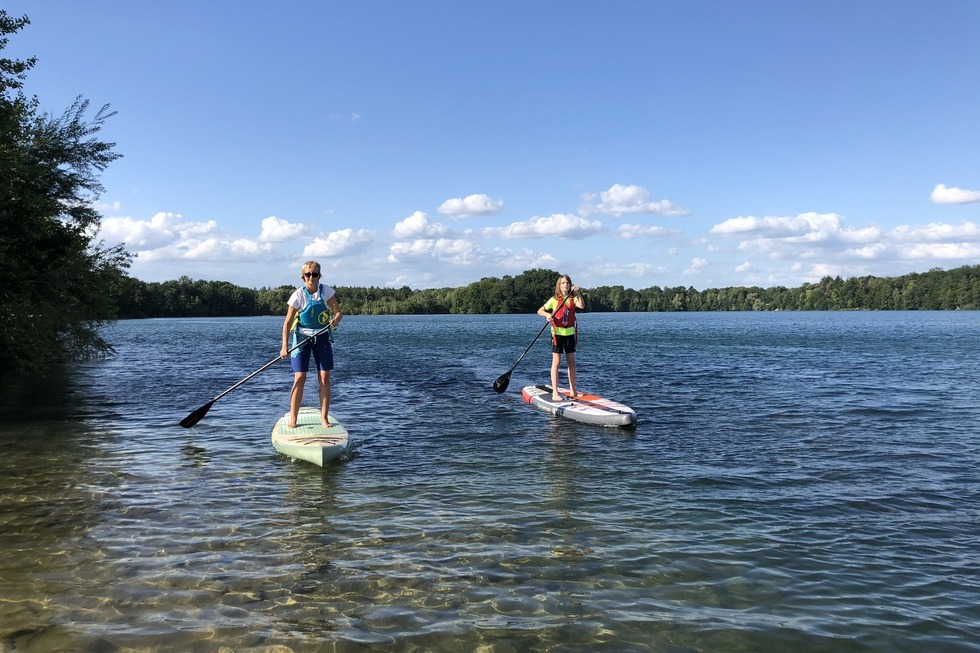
left=1, top=312, right=978, bottom=652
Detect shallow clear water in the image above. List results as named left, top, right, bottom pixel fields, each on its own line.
left=1, top=312, right=978, bottom=652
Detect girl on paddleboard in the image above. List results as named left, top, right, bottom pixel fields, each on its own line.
left=537, top=274, right=585, bottom=402
left=280, top=260, right=343, bottom=428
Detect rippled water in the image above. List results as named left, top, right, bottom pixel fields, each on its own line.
left=1, top=312, right=978, bottom=652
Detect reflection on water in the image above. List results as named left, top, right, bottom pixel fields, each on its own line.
left=0, top=313, right=979, bottom=651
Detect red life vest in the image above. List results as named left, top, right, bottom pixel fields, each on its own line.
left=552, top=297, right=576, bottom=328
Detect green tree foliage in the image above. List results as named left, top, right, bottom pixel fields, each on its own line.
left=450, top=268, right=558, bottom=314
left=114, top=265, right=980, bottom=319
left=1, top=12, right=131, bottom=372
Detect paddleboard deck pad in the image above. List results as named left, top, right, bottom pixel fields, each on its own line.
left=271, top=407, right=351, bottom=467
left=522, top=385, right=637, bottom=428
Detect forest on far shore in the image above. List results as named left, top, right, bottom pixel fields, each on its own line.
left=115, top=265, right=980, bottom=319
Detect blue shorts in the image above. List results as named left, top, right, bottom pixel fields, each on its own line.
left=289, top=331, right=334, bottom=373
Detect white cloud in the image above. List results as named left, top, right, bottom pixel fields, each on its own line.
left=809, top=263, right=844, bottom=279
left=684, top=257, right=709, bottom=274
left=902, top=242, right=980, bottom=259
left=587, top=260, right=658, bottom=278
left=710, top=210, right=980, bottom=286
left=712, top=212, right=879, bottom=247
left=259, top=216, right=307, bottom=242
left=303, top=228, right=376, bottom=258
left=580, top=183, right=688, bottom=218
left=493, top=214, right=605, bottom=240
left=392, top=211, right=450, bottom=238
left=182, top=237, right=274, bottom=260
left=485, top=246, right=559, bottom=272
left=616, top=223, right=678, bottom=239
left=931, top=183, right=980, bottom=205
left=137, top=235, right=274, bottom=262
left=99, top=211, right=217, bottom=250
left=388, top=238, right=482, bottom=263
left=437, top=193, right=505, bottom=219
left=843, top=243, right=888, bottom=259
left=94, top=200, right=122, bottom=212
left=891, top=221, right=980, bottom=242
left=712, top=213, right=825, bottom=237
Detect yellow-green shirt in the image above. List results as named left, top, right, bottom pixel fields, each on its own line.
left=543, top=297, right=576, bottom=336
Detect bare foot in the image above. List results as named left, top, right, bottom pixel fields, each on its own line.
left=552, top=395, right=563, bottom=402
left=287, top=421, right=297, bottom=429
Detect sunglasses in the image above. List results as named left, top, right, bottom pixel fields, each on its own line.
left=303, top=272, right=321, bottom=279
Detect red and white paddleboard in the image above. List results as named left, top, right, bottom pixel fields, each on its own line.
left=521, top=385, right=637, bottom=428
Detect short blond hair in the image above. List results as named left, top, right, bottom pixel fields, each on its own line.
left=301, top=260, right=321, bottom=276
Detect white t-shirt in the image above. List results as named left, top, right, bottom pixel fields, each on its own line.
left=288, top=284, right=336, bottom=335
left=287, top=284, right=336, bottom=311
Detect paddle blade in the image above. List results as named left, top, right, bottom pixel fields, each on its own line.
left=493, top=372, right=511, bottom=393
left=179, top=400, right=214, bottom=428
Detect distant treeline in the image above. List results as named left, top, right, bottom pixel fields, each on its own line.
left=115, top=265, right=980, bottom=319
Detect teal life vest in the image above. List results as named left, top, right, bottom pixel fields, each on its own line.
left=298, top=285, right=331, bottom=330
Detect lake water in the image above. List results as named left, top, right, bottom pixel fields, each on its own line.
left=0, top=312, right=978, bottom=652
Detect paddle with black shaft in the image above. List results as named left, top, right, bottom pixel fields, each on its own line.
left=179, top=323, right=333, bottom=428
left=493, top=305, right=557, bottom=393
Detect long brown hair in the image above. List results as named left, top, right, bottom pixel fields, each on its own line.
left=553, top=274, right=572, bottom=300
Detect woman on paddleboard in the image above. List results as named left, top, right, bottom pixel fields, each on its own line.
left=280, top=260, right=343, bottom=428
left=537, top=274, right=585, bottom=402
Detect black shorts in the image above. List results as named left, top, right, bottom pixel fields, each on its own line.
left=552, top=333, right=576, bottom=354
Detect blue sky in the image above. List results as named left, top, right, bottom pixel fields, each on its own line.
left=7, top=1, right=979, bottom=291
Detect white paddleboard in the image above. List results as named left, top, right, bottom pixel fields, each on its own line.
left=522, top=385, right=637, bottom=428
left=271, top=407, right=351, bottom=467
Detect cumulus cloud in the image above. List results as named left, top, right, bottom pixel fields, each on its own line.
left=902, top=242, right=980, bottom=259
left=890, top=221, right=980, bottom=242
left=178, top=237, right=274, bottom=260
left=135, top=235, right=274, bottom=262
left=931, top=184, right=980, bottom=205
left=303, top=228, right=376, bottom=258
left=616, top=223, right=678, bottom=239
left=580, top=183, right=688, bottom=218
left=843, top=243, right=888, bottom=259
left=94, top=200, right=122, bottom=212
left=711, top=212, right=880, bottom=246
left=492, top=214, right=605, bottom=240
left=586, top=261, right=659, bottom=278
left=99, top=211, right=285, bottom=266
left=392, top=211, right=450, bottom=239
left=437, top=193, right=505, bottom=219
left=488, top=247, right=560, bottom=272
left=99, top=212, right=218, bottom=250
left=259, top=216, right=307, bottom=242
left=388, top=238, right=482, bottom=264
left=712, top=213, right=858, bottom=264
left=710, top=209, right=980, bottom=281
left=711, top=214, right=809, bottom=236
left=684, top=257, right=709, bottom=274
